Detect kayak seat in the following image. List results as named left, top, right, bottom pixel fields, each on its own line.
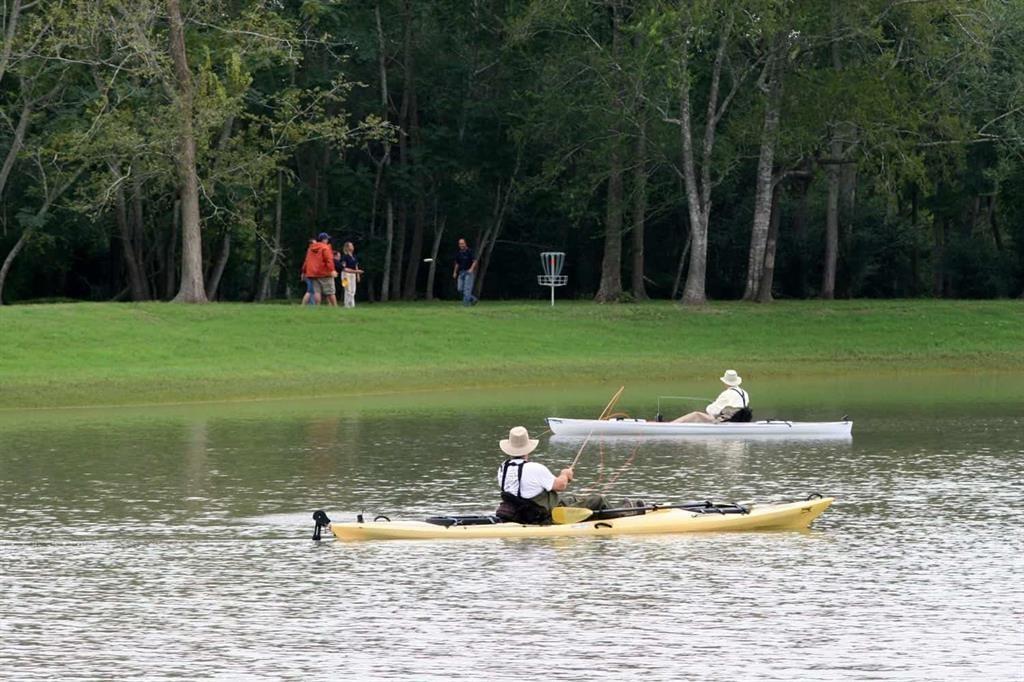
left=425, top=515, right=505, bottom=527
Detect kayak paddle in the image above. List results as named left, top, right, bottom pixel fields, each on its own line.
left=552, top=501, right=752, bottom=524
left=551, top=506, right=594, bottom=524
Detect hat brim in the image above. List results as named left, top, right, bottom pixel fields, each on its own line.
left=499, top=438, right=539, bottom=457
left=720, top=375, right=742, bottom=386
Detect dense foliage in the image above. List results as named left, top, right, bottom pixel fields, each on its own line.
left=1, top=0, right=1021, bottom=304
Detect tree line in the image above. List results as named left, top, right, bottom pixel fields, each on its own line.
left=1, top=0, right=1021, bottom=305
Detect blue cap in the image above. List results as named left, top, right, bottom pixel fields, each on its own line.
left=318, top=232, right=331, bottom=242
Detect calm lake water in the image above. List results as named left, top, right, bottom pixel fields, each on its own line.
left=1, top=376, right=1022, bottom=680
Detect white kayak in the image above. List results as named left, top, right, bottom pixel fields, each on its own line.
left=546, top=417, right=852, bottom=438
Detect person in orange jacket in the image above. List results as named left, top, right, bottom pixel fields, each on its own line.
left=301, top=232, right=338, bottom=306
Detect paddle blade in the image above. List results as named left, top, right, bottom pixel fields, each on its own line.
left=551, top=507, right=593, bottom=524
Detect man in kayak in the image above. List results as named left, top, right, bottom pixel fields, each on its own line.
left=495, top=426, right=607, bottom=524
left=673, top=370, right=752, bottom=423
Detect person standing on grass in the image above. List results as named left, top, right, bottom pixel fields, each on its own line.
left=340, top=241, right=363, bottom=308
left=302, top=232, right=338, bottom=306
left=452, top=237, right=478, bottom=306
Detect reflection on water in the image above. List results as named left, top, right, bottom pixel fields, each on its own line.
left=1, top=383, right=1023, bottom=680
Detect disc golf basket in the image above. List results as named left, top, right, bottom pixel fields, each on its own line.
left=537, top=252, right=568, bottom=306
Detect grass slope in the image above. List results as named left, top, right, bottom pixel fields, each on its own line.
left=1, top=300, right=1021, bottom=409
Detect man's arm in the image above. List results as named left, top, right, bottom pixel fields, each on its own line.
left=705, top=389, right=731, bottom=417
left=550, top=467, right=573, bottom=492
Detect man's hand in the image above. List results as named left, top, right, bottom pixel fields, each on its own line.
left=560, top=467, right=574, bottom=482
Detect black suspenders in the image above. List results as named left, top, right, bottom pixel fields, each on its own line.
left=500, top=459, right=526, bottom=497
left=730, top=387, right=748, bottom=406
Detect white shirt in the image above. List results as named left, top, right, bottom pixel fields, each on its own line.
left=706, top=386, right=749, bottom=417
left=497, top=459, right=556, bottom=499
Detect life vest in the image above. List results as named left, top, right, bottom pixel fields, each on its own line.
left=495, top=459, right=557, bottom=525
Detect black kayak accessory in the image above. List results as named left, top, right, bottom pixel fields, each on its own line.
left=312, top=510, right=332, bottom=541
left=425, top=515, right=504, bottom=527
left=592, top=500, right=750, bottom=519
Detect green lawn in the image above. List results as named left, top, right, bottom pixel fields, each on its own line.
left=0, top=299, right=1021, bottom=409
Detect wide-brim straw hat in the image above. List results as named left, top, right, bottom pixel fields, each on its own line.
left=500, top=426, right=539, bottom=457
left=720, top=369, right=742, bottom=386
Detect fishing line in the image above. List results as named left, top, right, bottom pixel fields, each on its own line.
left=566, top=385, right=624, bottom=472
left=598, top=440, right=643, bottom=494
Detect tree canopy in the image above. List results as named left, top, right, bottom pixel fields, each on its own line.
left=1, top=0, right=1021, bottom=304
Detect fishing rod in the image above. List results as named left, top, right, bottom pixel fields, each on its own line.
left=568, top=385, right=624, bottom=471
left=655, top=395, right=712, bottom=422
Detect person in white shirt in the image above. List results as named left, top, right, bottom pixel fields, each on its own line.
left=494, top=426, right=606, bottom=524
left=673, top=370, right=751, bottom=423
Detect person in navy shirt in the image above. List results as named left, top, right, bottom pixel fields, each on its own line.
left=452, top=238, right=478, bottom=306
left=339, top=241, right=363, bottom=308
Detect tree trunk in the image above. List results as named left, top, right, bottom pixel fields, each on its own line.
left=678, top=64, right=710, bottom=305
left=0, top=166, right=81, bottom=304
left=400, top=108, right=423, bottom=299
left=742, top=41, right=784, bottom=301
left=401, top=15, right=424, bottom=300
left=259, top=170, right=284, bottom=301
left=165, top=198, right=180, bottom=299
left=403, top=193, right=426, bottom=299
left=681, top=215, right=709, bottom=304
left=630, top=114, right=649, bottom=301
left=678, top=11, right=735, bottom=305
left=987, top=195, right=1003, bottom=252
left=110, top=163, right=148, bottom=301
left=931, top=213, right=944, bottom=297
left=370, top=0, right=391, bottom=243
left=205, top=229, right=231, bottom=300
left=166, top=0, right=207, bottom=303
left=476, top=230, right=501, bottom=298
left=821, top=150, right=841, bottom=300
left=756, top=181, right=783, bottom=303
left=594, top=141, right=624, bottom=302
left=250, top=221, right=262, bottom=302
left=380, top=198, right=394, bottom=301
left=594, top=4, right=625, bottom=303
left=475, top=174, right=517, bottom=298
left=821, top=10, right=844, bottom=301
left=671, top=229, right=692, bottom=300
left=0, top=0, right=23, bottom=88
left=425, top=212, right=445, bottom=301
left=391, top=204, right=407, bottom=298
left=0, top=228, right=31, bottom=304
left=792, top=175, right=810, bottom=297
left=0, top=100, right=31, bottom=197
left=475, top=214, right=502, bottom=299
left=130, top=163, right=147, bottom=294
left=387, top=0, right=414, bottom=300
left=836, top=160, right=857, bottom=298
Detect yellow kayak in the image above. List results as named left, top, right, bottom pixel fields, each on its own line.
left=318, top=496, right=834, bottom=542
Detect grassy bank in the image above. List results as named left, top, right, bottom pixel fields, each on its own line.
left=0, top=300, right=1021, bottom=409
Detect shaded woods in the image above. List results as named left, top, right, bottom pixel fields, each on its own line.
left=1, top=0, right=1022, bottom=305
